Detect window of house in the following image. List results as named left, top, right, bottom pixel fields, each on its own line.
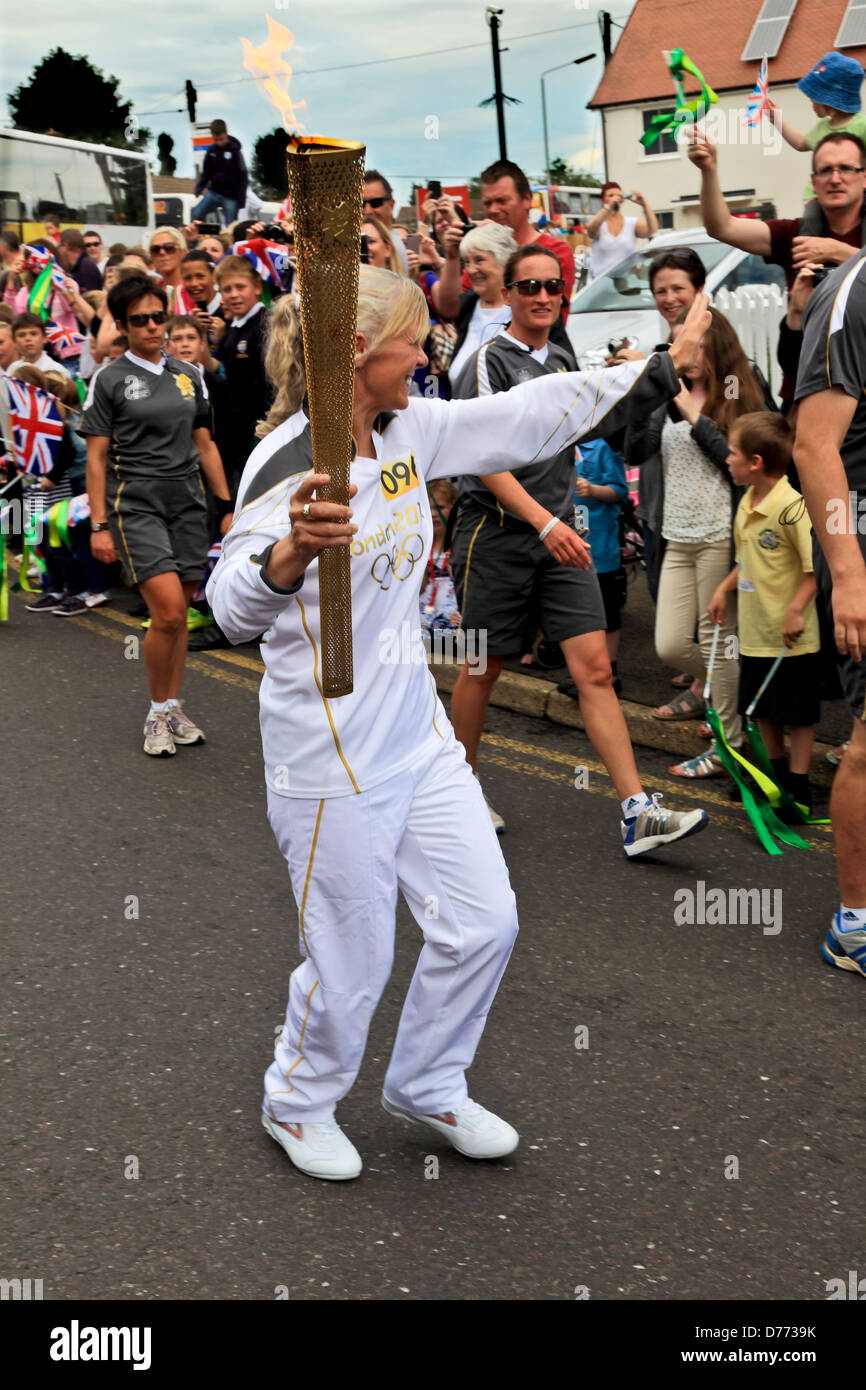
left=642, top=110, right=679, bottom=156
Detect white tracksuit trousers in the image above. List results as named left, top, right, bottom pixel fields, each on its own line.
left=263, top=731, right=519, bottom=1122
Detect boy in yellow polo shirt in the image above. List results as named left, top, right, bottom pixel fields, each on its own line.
left=709, top=413, right=819, bottom=812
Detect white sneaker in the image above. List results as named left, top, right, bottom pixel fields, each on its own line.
left=261, top=1112, right=362, bottom=1180
left=143, top=711, right=176, bottom=757
left=485, top=796, right=506, bottom=834
left=381, top=1096, right=519, bottom=1159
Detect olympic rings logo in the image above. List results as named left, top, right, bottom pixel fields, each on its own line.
left=370, top=533, right=425, bottom=589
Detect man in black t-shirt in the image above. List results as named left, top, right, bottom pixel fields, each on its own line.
left=449, top=245, right=709, bottom=857
left=795, top=252, right=866, bottom=978
left=82, top=277, right=234, bottom=757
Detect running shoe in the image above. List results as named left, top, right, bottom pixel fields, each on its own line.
left=622, top=793, right=708, bottom=858
left=381, top=1096, right=519, bottom=1159
left=261, top=1112, right=362, bottom=1180
left=53, top=595, right=88, bottom=616
left=84, top=591, right=111, bottom=608
left=821, top=911, right=866, bottom=978
left=166, top=702, right=205, bottom=745
left=143, top=711, right=176, bottom=757
left=25, top=591, right=63, bottom=612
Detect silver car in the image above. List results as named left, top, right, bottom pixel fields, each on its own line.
left=566, top=228, right=787, bottom=370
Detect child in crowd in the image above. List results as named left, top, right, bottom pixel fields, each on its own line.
left=212, top=255, right=270, bottom=497
left=166, top=314, right=220, bottom=377
left=767, top=52, right=866, bottom=202
left=19, top=369, right=109, bottom=615
left=10, top=312, right=71, bottom=378
left=420, top=480, right=460, bottom=636
left=575, top=437, right=629, bottom=694
left=709, top=413, right=819, bottom=812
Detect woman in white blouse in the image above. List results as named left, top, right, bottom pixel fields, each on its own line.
left=586, top=181, right=659, bottom=281
left=626, top=308, right=767, bottom=776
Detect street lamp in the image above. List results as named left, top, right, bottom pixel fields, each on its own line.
left=541, top=55, right=596, bottom=186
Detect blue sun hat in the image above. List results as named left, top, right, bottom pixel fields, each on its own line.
left=798, top=52, right=864, bottom=114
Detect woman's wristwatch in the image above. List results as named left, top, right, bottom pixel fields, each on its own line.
left=91, top=522, right=110, bottom=532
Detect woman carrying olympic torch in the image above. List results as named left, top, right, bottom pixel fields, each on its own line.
left=208, top=266, right=710, bottom=1182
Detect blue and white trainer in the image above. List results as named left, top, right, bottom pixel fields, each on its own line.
left=261, top=1112, right=362, bottom=1180
left=622, top=792, right=708, bottom=859
left=821, top=911, right=866, bottom=978
left=381, top=1096, right=518, bottom=1158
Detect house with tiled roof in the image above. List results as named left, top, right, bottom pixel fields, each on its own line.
left=589, top=0, right=866, bottom=227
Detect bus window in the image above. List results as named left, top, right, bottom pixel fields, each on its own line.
left=0, top=133, right=147, bottom=232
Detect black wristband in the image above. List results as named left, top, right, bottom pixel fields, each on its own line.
left=214, top=496, right=233, bottom=519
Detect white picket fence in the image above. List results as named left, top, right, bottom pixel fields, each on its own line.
left=712, top=284, right=787, bottom=403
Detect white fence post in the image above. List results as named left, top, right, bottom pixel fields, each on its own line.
left=712, top=285, right=786, bottom=403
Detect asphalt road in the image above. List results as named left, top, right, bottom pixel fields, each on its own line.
left=1, top=591, right=863, bottom=1303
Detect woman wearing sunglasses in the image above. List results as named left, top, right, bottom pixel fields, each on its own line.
left=148, top=227, right=186, bottom=313
left=82, top=276, right=233, bottom=756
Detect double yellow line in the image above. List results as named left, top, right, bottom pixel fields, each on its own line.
left=19, top=589, right=834, bottom=855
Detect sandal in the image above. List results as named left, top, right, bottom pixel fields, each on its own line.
left=652, top=689, right=706, bottom=721
left=669, top=749, right=725, bottom=778
left=826, top=742, right=849, bottom=766
left=671, top=671, right=692, bottom=689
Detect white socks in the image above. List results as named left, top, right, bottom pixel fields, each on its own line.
left=621, top=792, right=652, bottom=820
left=149, top=699, right=180, bottom=715
left=838, top=905, right=866, bottom=933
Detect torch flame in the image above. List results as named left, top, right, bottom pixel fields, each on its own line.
left=241, top=16, right=307, bottom=132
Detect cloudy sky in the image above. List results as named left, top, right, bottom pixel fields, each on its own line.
left=0, top=0, right=636, bottom=208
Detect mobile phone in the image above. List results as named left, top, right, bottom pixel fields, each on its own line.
left=428, top=180, right=442, bottom=199
left=360, top=233, right=369, bottom=264
left=406, top=234, right=420, bottom=255
left=810, top=266, right=829, bottom=285
left=197, top=221, right=222, bottom=236
left=453, top=204, right=472, bottom=227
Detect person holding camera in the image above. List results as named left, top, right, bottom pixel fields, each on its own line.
left=586, top=181, right=659, bottom=281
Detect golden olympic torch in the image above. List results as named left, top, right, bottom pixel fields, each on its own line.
left=286, top=136, right=365, bottom=698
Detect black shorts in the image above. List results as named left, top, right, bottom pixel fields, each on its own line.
left=814, top=533, right=866, bottom=722
left=597, top=566, right=627, bottom=633
left=108, top=473, right=209, bottom=586
left=738, top=651, right=822, bottom=726
left=451, top=507, right=606, bottom=656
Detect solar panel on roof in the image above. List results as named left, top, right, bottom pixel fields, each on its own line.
left=741, top=0, right=799, bottom=62
left=837, top=0, right=866, bottom=48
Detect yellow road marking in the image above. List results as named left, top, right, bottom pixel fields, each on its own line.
left=480, top=731, right=833, bottom=834
left=11, top=583, right=834, bottom=853
left=477, top=749, right=833, bottom=856
left=87, top=605, right=267, bottom=672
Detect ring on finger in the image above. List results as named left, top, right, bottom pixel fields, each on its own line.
left=302, top=502, right=312, bottom=519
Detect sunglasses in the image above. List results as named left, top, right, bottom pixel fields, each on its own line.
left=363, top=196, right=387, bottom=209
left=84, top=240, right=101, bottom=248
left=507, top=277, right=565, bottom=297
left=127, top=311, right=168, bottom=326
left=151, top=243, right=178, bottom=255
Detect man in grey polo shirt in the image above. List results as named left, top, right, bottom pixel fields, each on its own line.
left=450, top=243, right=708, bottom=858
left=795, top=248, right=866, bottom=977
left=82, top=276, right=234, bottom=757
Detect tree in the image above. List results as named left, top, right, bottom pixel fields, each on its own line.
left=250, top=129, right=290, bottom=201
left=156, top=133, right=177, bottom=178
left=547, top=157, right=601, bottom=187
left=8, top=48, right=150, bottom=150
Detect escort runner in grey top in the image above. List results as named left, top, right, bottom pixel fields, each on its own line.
left=81, top=352, right=211, bottom=483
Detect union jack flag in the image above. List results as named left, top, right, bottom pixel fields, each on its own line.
left=745, top=56, right=770, bottom=127
left=22, top=243, right=68, bottom=292
left=45, top=321, right=85, bottom=353
left=5, top=377, right=64, bottom=476
left=233, top=238, right=291, bottom=290
left=194, top=538, right=223, bottom=602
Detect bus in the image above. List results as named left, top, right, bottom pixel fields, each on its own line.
left=154, top=191, right=284, bottom=232
left=0, top=128, right=153, bottom=244
left=530, top=183, right=603, bottom=230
